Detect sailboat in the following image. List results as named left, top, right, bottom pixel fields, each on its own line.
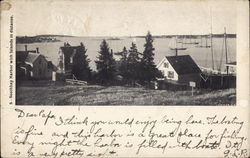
left=204, top=35, right=211, bottom=48
left=182, top=35, right=199, bottom=45
left=169, top=36, right=187, bottom=55
left=200, top=27, right=236, bottom=89
left=196, top=35, right=211, bottom=48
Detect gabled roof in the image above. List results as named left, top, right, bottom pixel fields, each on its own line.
left=16, top=50, right=38, bottom=63
left=25, top=53, right=40, bottom=64
left=166, top=55, right=201, bottom=75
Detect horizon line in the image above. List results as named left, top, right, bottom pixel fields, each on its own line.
left=16, top=33, right=237, bottom=38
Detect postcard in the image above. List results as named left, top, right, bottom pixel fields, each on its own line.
left=1, top=0, right=249, bottom=157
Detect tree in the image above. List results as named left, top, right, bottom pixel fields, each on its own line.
left=95, top=40, right=116, bottom=84
left=118, top=47, right=129, bottom=81
left=72, top=42, right=92, bottom=81
left=127, top=42, right=141, bottom=84
left=140, top=31, right=162, bottom=83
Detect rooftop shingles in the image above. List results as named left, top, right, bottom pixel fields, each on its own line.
left=166, top=55, right=201, bottom=75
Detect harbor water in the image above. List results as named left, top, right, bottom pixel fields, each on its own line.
left=16, top=36, right=236, bottom=71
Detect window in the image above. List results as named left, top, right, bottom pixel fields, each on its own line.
left=168, top=71, right=174, bottom=78
left=161, top=70, right=164, bottom=75
left=164, top=62, right=169, bottom=68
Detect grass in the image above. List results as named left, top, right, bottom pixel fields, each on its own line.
left=16, top=81, right=236, bottom=105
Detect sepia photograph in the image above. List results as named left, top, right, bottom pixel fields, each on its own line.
left=15, top=1, right=236, bottom=105
left=1, top=1, right=249, bottom=158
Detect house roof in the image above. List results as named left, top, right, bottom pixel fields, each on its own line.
left=225, top=62, right=236, bottom=68
left=25, top=53, right=40, bottom=64
left=166, top=55, right=201, bottom=75
left=16, top=50, right=38, bottom=63
left=225, top=61, right=236, bottom=65
left=60, top=46, right=82, bottom=57
left=16, top=50, right=56, bottom=70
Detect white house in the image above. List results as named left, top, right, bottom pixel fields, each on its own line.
left=16, top=47, right=57, bottom=80
left=157, top=55, right=201, bottom=85
left=25, top=54, right=56, bottom=79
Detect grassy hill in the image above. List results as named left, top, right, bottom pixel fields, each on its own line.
left=16, top=81, right=236, bottom=106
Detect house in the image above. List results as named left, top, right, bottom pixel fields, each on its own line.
left=157, top=55, right=201, bottom=85
left=58, top=43, right=86, bottom=79
left=16, top=46, right=57, bottom=80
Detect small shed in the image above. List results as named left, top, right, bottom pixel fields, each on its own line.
left=157, top=55, right=201, bottom=85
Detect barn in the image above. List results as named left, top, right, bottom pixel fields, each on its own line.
left=16, top=47, right=57, bottom=80
left=157, top=55, right=201, bottom=85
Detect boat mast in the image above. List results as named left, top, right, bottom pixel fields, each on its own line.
left=200, top=36, right=202, bottom=47
left=181, top=36, right=184, bottom=48
left=175, top=36, right=178, bottom=56
left=224, top=27, right=228, bottom=74
left=210, top=8, right=214, bottom=70
left=205, top=35, right=208, bottom=47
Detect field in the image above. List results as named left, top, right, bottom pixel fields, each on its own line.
left=16, top=81, right=236, bottom=105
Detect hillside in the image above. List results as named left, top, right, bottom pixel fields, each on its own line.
left=16, top=81, right=236, bottom=105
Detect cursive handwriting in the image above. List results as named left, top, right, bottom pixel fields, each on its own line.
left=9, top=108, right=248, bottom=158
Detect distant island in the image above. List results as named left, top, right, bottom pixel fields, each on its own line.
left=134, top=34, right=237, bottom=38
left=107, top=37, right=121, bottom=40
left=16, top=35, right=73, bottom=44
left=16, top=34, right=236, bottom=44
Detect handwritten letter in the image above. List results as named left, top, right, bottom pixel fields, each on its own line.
left=3, top=108, right=247, bottom=158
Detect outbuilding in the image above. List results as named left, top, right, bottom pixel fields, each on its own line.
left=157, top=55, right=201, bottom=85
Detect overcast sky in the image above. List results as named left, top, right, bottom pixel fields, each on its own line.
left=14, top=0, right=237, bottom=36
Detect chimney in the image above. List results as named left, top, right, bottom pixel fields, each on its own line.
left=111, top=49, right=113, bottom=54
left=36, top=47, right=39, bottom=54
left=25, top=45, right=27, bottom=51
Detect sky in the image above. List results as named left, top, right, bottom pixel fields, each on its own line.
left=14, top=0, right=237, bottom=36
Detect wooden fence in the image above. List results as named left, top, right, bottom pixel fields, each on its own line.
left=65, top=79, right=87, bottom=85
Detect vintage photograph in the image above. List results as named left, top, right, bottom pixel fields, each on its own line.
left=15, top=1, right=236, bottom=105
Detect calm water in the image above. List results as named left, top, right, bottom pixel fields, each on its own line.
left=16, top=37, right=236, bottom=71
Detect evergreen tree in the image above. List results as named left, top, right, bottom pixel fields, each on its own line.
left=72, top=42, right=92, bottom=81
left=95, top=40, right=116, bottom=84
left=118, top=47, right=129, bottom=81
left=127, top=42, right=141, bottom=84
left=140, top=31, right=161, bottom=82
